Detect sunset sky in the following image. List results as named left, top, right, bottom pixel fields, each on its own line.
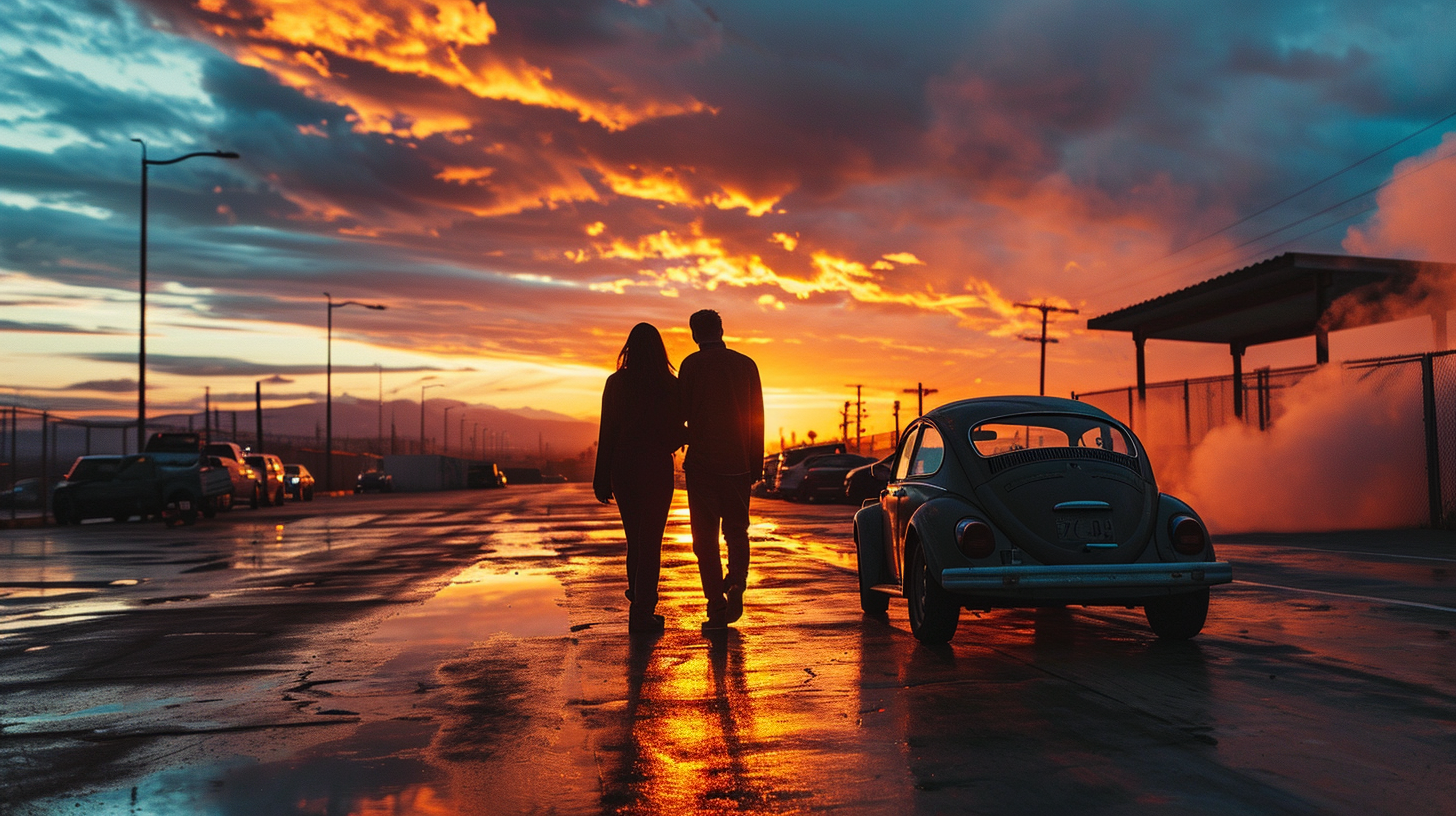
left=4, top=0, right=1456, bottom=443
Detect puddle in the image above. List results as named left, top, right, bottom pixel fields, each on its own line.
left=370, top=562, right=569, bottom=647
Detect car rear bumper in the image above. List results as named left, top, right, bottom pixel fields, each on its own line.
left=940, top=561, right=1232, bottom=592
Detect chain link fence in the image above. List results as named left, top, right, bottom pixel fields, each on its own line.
left=1075, top=351, right=1456, bottom=529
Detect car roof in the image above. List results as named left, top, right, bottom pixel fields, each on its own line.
left=921, top=395, right=1116, bottom=430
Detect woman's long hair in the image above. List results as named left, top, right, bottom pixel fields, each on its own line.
left=616, top=322, right=675, bottom=379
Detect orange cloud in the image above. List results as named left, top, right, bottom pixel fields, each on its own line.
left=595, top=223, right=1022, bottom=328
left=196, top=0, right=709, bottom=132
left=594, top=164, right=781, bottom=215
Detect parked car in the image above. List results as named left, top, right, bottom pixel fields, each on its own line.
left=53, top=452, right=230, bottom=526
left=467, top=463, right=507, bottom=489
left=244, top=454, right=287, bottom=506
left=0, top=478, right=45, bottom=511
left=139, top=433, right=234, bottom=522
left=787, top=453, right=874, bottom=502
left=752, top=453, right=781, bottom=497
left=774, top=442, right=848, bottom=499
left=356, top=470, right=393, bottom=493
left=204, top=442, right=261, bottom=508
left=844, top=454, right=894, bottom=505
left=854, top=396, right=1232, bottom=644
left=283, top=464, right=316, bottom=501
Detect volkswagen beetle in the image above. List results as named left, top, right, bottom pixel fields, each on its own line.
left=854, top=396, right=1231, bottom=643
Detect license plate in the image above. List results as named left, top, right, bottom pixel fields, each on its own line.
left=1055, top=512, right=1114, bottom=543
left=177, top=500, right=192, bottom=510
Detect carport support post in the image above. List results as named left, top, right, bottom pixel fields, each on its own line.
left=1315, top=271, right=1331, bottom=365
left=1421, top=354, right=1443, bottom=527
left=1231, top=343, right=1245, bottom=420
left=1134, top=333, right=1147, bottom=402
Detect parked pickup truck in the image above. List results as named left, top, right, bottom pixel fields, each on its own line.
left=53, top=448, right=232, bottom=526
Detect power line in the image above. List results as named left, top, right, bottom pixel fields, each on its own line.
left=1090, top=106, right=1456, bottom=299
left=1161, top=108, right=1456, bottom=262
left=1095, top=145, right=1456, bottom=301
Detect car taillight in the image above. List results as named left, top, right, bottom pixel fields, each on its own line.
left=956, top=519, right=996, bottom=559
left=1170, top=515, right=1206, bottom=555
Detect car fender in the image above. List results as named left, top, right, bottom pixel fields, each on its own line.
left=905, top=494, right=991, bottom=584
left=1153, top=493, right=1217, bottom=563
left=854, top=503, right=890, bottom=587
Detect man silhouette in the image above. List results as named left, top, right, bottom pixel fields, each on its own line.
left=679, top=309, right=764, bottom=629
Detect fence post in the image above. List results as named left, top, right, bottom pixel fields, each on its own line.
left=40, top=411, right=49, bottom=525
left=1183, top=379, right=1191, bottom=445
left=8, top=406, right=15, bottom=523
left=1422, top=354, right=1443, bottom=528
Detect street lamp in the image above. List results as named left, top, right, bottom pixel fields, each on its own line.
left=132, top=138, right=239, bottom=451
left=326, top=293, right=386, bottom=492
left=421, top=382, right=443, bottom=453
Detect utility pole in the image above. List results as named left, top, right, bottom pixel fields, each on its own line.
left=902, top=383, right=938, bottom=416
left=892, top=400, right=901, bottom=447
left=1015, top=301, right=1080, bottom=396
left=845, top=384, right=866, bottom=453
left=254, top=381, right=263, bottom=452
left=840, top=401, right=851, bottom=444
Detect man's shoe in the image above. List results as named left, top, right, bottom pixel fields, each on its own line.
left=702, top=607, right=729, bottom=630
left=725, top=584, right=744, bottom=624
left=629, top=613, right=665, bottom=633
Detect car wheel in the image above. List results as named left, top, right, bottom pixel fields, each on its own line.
left=1144, top=589, right=1209, bottom=640
left=907, top=544, right=959, bottom=644
left=854, top=524, right=890, bottom=615
left=274, top=488, right=285, bottom=506
left=53, top=497, right=77, bottom=525
left=249, top=485, right=260, bottom=509
left=304, top=488, right=314, bottom=501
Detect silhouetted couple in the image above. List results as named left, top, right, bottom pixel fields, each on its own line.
left=593, top=310, right=765, bottom=633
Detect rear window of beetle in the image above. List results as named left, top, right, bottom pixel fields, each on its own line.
left=969, top=415, right=1135, bottom=458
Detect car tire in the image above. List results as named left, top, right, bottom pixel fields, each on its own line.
left=907, top=544, right=959, bottom=644
left=854, top=522, right=890, bottom=615
left=1144, top=589, right=1209, bottom=640
left=274, top=488, right=285, bottom=506
left=304, top=487, right=314, bottom=501
left=53, top=497, right=78, bottom=525
left=249, top=485, right=260, bottom=509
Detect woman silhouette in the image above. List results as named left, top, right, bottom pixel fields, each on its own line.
left=593, top=323, right=685, bottom=633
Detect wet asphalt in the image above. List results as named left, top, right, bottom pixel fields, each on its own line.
left=1, top=485, right=1453, bottom=815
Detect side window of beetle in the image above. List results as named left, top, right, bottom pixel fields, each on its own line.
left=908, top=425, right=944, bottom=477
left=893, top=427, right=921, bottom=481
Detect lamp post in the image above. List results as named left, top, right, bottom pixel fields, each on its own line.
left=420, top=383, right=442, bottom=453
left=132, top=139, right=239, bottom=451
left=326, top=293, right=386, bottom=492
left=443, top=405, right=459, bottom=456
